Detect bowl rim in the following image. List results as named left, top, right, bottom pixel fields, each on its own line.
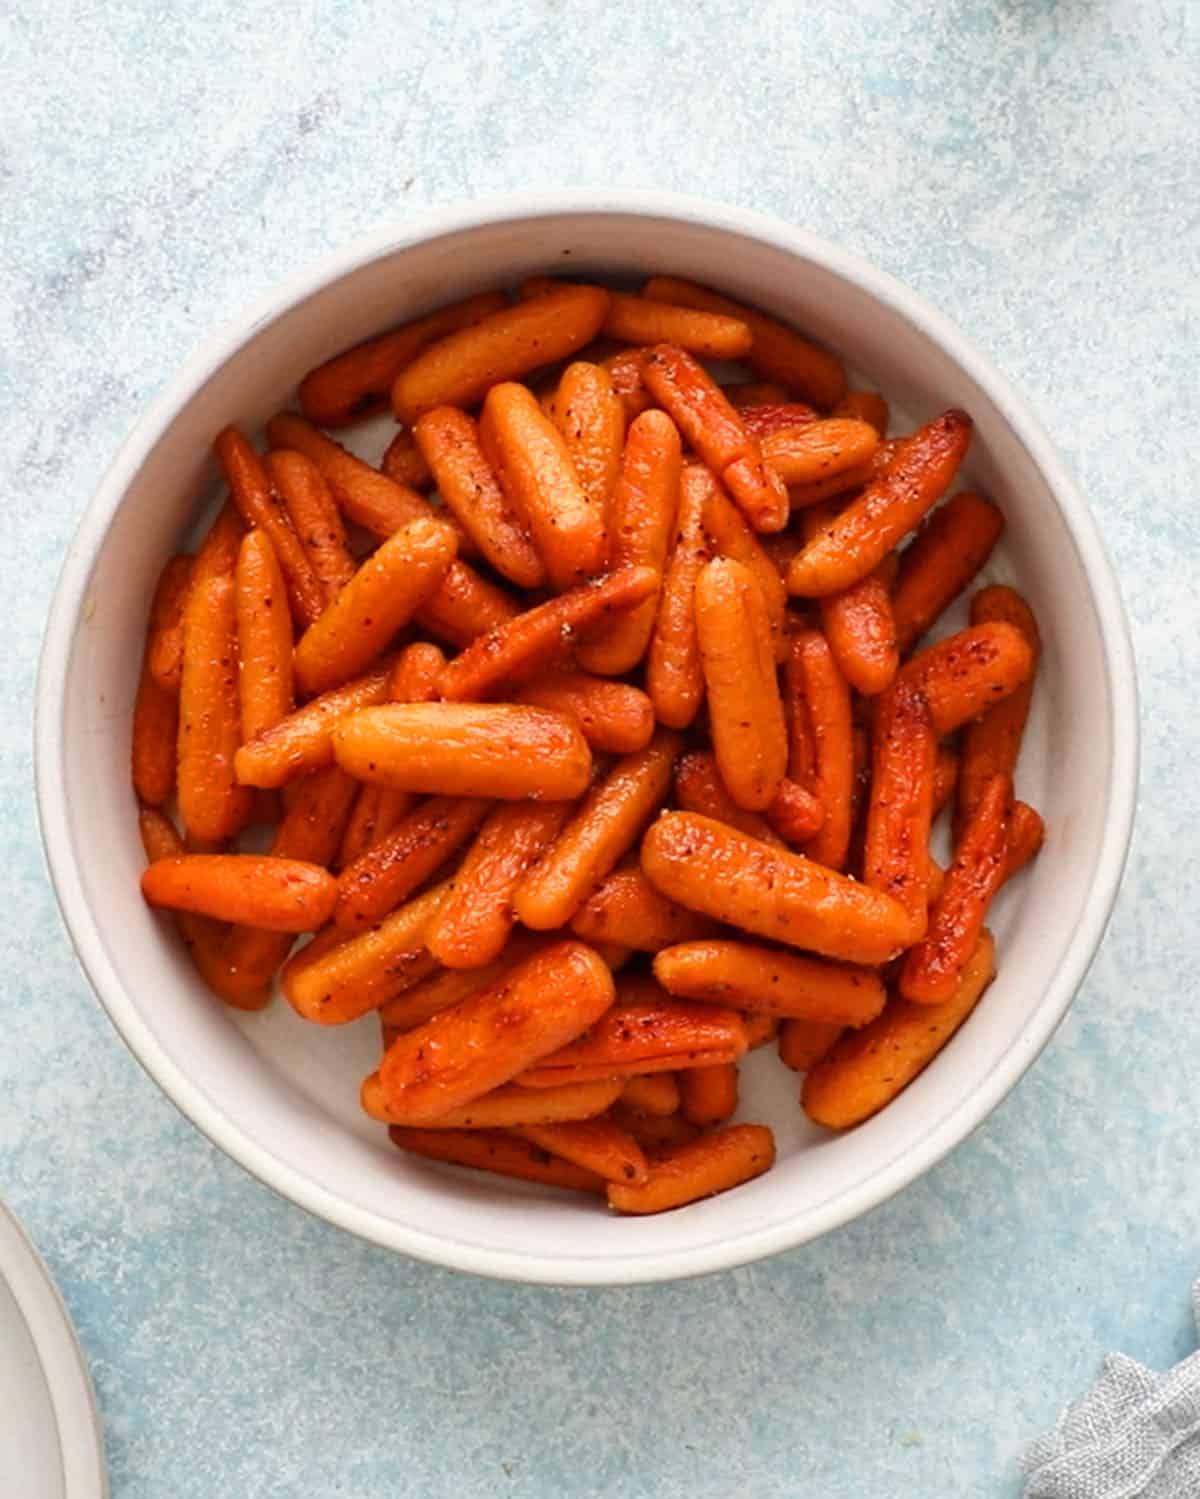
left=34, top=188, right=1139, bottom=1286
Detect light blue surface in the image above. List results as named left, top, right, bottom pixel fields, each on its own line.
left=2, top=2, right=1197, bottom=1494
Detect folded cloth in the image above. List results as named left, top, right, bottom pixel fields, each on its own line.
left=1023, top=1280, right=1200, bottom=1497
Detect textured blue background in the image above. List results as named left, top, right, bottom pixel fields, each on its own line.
left=3, top=2, right=1197, bottom=1494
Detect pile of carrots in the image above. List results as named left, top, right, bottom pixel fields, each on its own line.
left=131, top=274, right=1041, bottom=1215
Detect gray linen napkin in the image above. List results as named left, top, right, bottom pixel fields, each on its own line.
left=1023, top=1281, right=1200, bottom=1497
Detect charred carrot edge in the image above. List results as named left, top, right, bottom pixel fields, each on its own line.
left=606, top=1123, right=776, bottom=1215
left=678, top=1063, right=739, bottom=1127
left=803, top=932, right=996, bottom=1128
left=389, top=1126, right=606, bottom=1194
left=791, top=629, right=855, bottom=870
left=653, top=940, right=886, bottom=1025
left=516, top=1118, right=650, bottom=1185
left=646, top=463, right=711, bottom=728
left=900, top=774, right=1010, bottom=1004
left=263, top=448, right=356, bottom=604
left=862, top=678, right=937, bottom=931
left=570, top=861, right=717, bottom=952
left=891, top=492, right=1005, bottom=654
left=778, top=1018, right=845, bottom=1073
left=898, top=622, right=1034, bottom=737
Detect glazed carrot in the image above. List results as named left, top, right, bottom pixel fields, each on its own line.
left=612, top=1110, right=702, bottom=1151
left=549, top=361, right=625, bottom=520
left=862, top=678, right=938, bottom=929
left=600, top=348, right=654, bottom=419
left=380, top=428, right=434, bottom=491
left=958, top=585, right=1041, bottom=829
left=177, top=539, right=254, bottom=843
left=333, top=702, right=592, bottom=801
left=234, top=529, right=294, bottom=742
left=678, top=1063, right=739, bottom=1127
left=695, top=559, right=788, bottom=812
left=645, top=463, right=711, bottom=728
left=234, top=661, right=392, bottom=788
left=438, top=565, right=660, bottom=703
left=338, top=783, right=409, bottom=873
left=263, top=449, right=357, bottom=603
left=479, top=381, right=607, bottom=590
left=570, top=862, right=717, bottom=952
left=517, top=992, right=748, bottom=1086
left=392, top=285, right=611, bottom=422
left=378, top=941, right=615, bottom=1123
left=513, top=730, right=681, bottom=930
left=334, top=795, right=491, bottom=931
left=142, top=854, right=337, bottom=932
left=642, top=813, right=919, bottom=963
left=132, top=557, right=191, bottom=805
left=413, top=560, right=518, bottom=649
left=766, top=778, right=825, bottom=844
left=378, top=931, right=553, bottom=1032
left=388, top=1127, right=605, bottom=1194
left=778, top=1018, right=845, bottom=1072
left=361, top=1074, right=621, bottom=1128
left=787, top=411, right=973, bottom=595
left=654, top=940, right=886, bottom=1025
left=1005, top=800, right=1044, bottom=880
left=517, top=1118, right=649, bottom=1185
left=673, top=749, right=785, bottom=847
left=642, top=345, right=788, bottom=532
left=804, top=931, right=996, bottom=1127
left=790, top=629, right=855, bottom=869
left=725, top=382, right=790, bottom=408
left=698, top=467, right=788, bottom=660
left=933, top=747, right=959, bottom=817
left=738, top=402, right=819, bottom=438
left=901, top=774, right=1010, bottom=1003
left=643, top=275, right=847, bottom=409
left=783, top=635, right=817, bottom=786
left=514, top=671, right=655, bottom=754
left=213, top=427, right=326, bottom=628
left=145, top=554, right=193, bottom=694
left=742, top=1012, right=780, bottom=1049
left=282, top=881, right=449, bottom=1024
left=603, top=294, right=752, bottom=359
left=898, top=622, right=1034, bottom=736
left=297, top=290, right=507, bottom=425
left=817, top=560, right=898, bottom=696
left=618, top=1073, right=681, bottom=1118
left=761, top=419, right=878, bottom=487
left=292, top=517, right=457, bottom=696
left=832, top=390, right=889, bottom=435
left=891, top=492, right=1005, bottom=653
left=426, top=801, right=573, bottom=968
left=607, top=1123, right=775, bottom=1214
left=412, top=406, right=544, bottom=588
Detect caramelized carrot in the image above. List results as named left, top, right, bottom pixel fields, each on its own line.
left=738, top=402, right=819, bottom=438
left=862, top=678, right=938, bottom=930
left=957, top=585, right=1041, bottom=831
left=832, top=390, right=889, bottom=435
left=361, top=1074, right=621, bottom=1128
left=646, top=463, right=711, bottom=728
left=698, top=467, right=788, bottom=661
left=234, top=529, right=294, bottom=742
left=380, top=428, right=434, bottom=491
left=898, top=622, right=1035, bottom=736
left=570, top=862, right=717, bottom=952
left=653, top=940, right=886, bottom=1025
left=600, top=347, right=654, bottom=419
left=790, top=629, right=854, bottom=870
left=606, top=1123, right=775, bottom=1214
left=514, top=671, right=654, bottom=754
left=263, top=448, right=356, bottom=603
left=778, top=1018, right=845, bottom=1073
left=678, top=1063, right=739, bottom=1127
left=132, top=556, right=191, bottom=806
left=142, top=854, right=337, bottom=932
left=516, top=1119, right=649, bottom=1185
left=234, top=661, right=393, bottom=789
left=388, top=1127, right=605, bottom=1194
left=766, top=778, right=825, bottom=845
left=548, top=361, right=625, bottom=520
left=618, top=1073, right=681, bottom=1118
left=673, top=749, right=785, bottom=848
left=761, top=419, right=878, bottom=487
left=891, top=492, right=1004, bottom=653
left=144, top=554, right=193, bottom=694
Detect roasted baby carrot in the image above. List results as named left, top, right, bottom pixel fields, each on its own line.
left=777, top=1018, right=845, bottom=1073
left=642, top=345, right=788, bottom=532
left=898, top=622, right=1034, bottom=736
left=738, top=402, right=819, bottom=438
left=725, top=382, right=791, bottom=409
left=611, top=1110, right=702, bottom=1151
left=412, top=406, right=544, bottom=588
left=643, top=275, right=847, bottom=409
left=694, top=558, right=788, bottom=812
left=957, top=585, right=1041, bottom=830
left=832, top=390, right=889, bottom=435
left=815, top=555, right=898, bottom=697
left=900, top=774, right=1010, bottom=1003
left=388, top=1126, right=606, bottom=1194
left=618, top=1073, right=681, bottom=1118
left=333, top=702, right=592, bottom=801
left=145, top=554, right=193, bottom=694
left=602, top=293, right=752, bottom=359
left=281, top=881, right=449, bottom=1024
left=378, top=940, right=615, bottom=1123
left=891, top=492, right=1005, bottom=653
left=570, top=862, right=717, bottom=952
left=292, top=517, right=457, bottom=696
left=334, top=795, right=491, bottom=931
left=378, top=931, right=553, bottom=1033
left=426, top=800, right=573, bottom=969
left=789, top=629, right=855, bottom=869
left=698, top=467, right=788, bottom=661
left=392, top=284, right=611, bottom=422
left=678, top=1063, right=739, bottom=1127
left=412, top=559, right=518, bottom=650
left=673, top=749, right=785, bottom=847
left=297, top=289, right=507, bottom=425
left=761, top=419, right=878, bottom=487
left=653, top=941, right=886, bottom=1025
left=263, top=448, right=357, bottom=603
left=646, top=463, right=711, bottom=728
left=132, top=557, right=191, bottom=806
left=438, top=565, right=660, bottom=703
left=549, top=361, right=625, bottom=519
left=862, top=678, right=938, bottom=929
left=513, top=730, right=681, bottom=930
left=1005, top=799, right=1044, bottom=880
left=142, top=854, right=337, bottom=932
left=641, top=813, right=919, bottom=964
left=361, top=1074, right=622, bottom=1128
left=514, top=671, right=654, bottom=754
left=517, top=1118, right=649, bottom=1185
left=480, top=381, right=607, bottom=590
left=606, top=1123, right=775, bottom=1215
left=234, top=661, right=393, bottom=788
left=234, top=529, right=294, bottom=742
left=787, top=411, right=973, bottom=595
left=804, top=931, right=996, bottom=1127
left=933, top=747, right=959, bottom=817
left=766, top=777, right=825, bottom=845
left=380, top=428, right=434, bottom=491
left=600, top=347, right=654, bottom=419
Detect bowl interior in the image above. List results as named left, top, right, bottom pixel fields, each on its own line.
left=40, top=204, right=1129, bottom=1282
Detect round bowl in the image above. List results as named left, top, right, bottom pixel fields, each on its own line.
left=35, top=191, right=1138, bottom=1285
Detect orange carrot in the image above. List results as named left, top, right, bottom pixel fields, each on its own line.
left=380, top=428, right=434, bottom=491
left=378, top=931, right=553, bottom=1033
left=514, top=671, right=654, bottom=754
left=516, top=1119, right=649, bottom=1185
left=646, top=463, right=711, bottom=728
left=724, top=382, right=791, bottom=408
left=611, top=1110, right=702, bottom=1152
left=361, top=1074, right=621, bottom=1129
left=602, top=293, right=752, bottom=359
left=678, top=1063, right=739, bottom=1127
left=263, top=448, right=357, bottom=603
left=412, top=557, right=519, bottom=650
left=761, top=419, right=878, bottom=487
left=234, top=529, right=294, bottom=742
left=673, top=749, right=785, bottom=848
left=618, top=1073, right=681, bottom=1117
left=766, top=778, right=825, bottom=845
left=234, top=661, right=393, bottom=788
left=132, top=557, right=191, bottom=806
left=388, top=1126, right=605, bottom=1194
left=891, top=492, right=1005, bottom=654
left=898, top=622, right=1034, bottom=736
left=790, top=629, right=855, bottom=869
left=862, top=678, right=938, bottom=929
left=549, top=361, right=625, bottom=520
left=787, top=411, right=973, bottom=595
left=606, top=1123, right=775, bottom=1214
left=814, top=552, right=898, bottom=697
left=653, top=940, right=886, bottom=1025
left=933, top=747, right=959, bottom=817
left=738, top=402, right=819, bottom=438
left=142, top=854, right=337, bottom=932
left=778, top=1019, right=845, bottom=1073
left=145, top=554, right=193, bottom=694
left=957, top=586, right=1041, bottom=831
left=570, top=862, right=717, bottom=952
left=832, top=390, right=889, bottom=434
left=1004, top=800, right=1044, bottom=880
left=600, top=347, right=654, bottom=419
left=698, top=466, right=788, bottom=661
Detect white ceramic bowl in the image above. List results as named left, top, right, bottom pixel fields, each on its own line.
left=35, top=191, right=1137, bottom=1285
